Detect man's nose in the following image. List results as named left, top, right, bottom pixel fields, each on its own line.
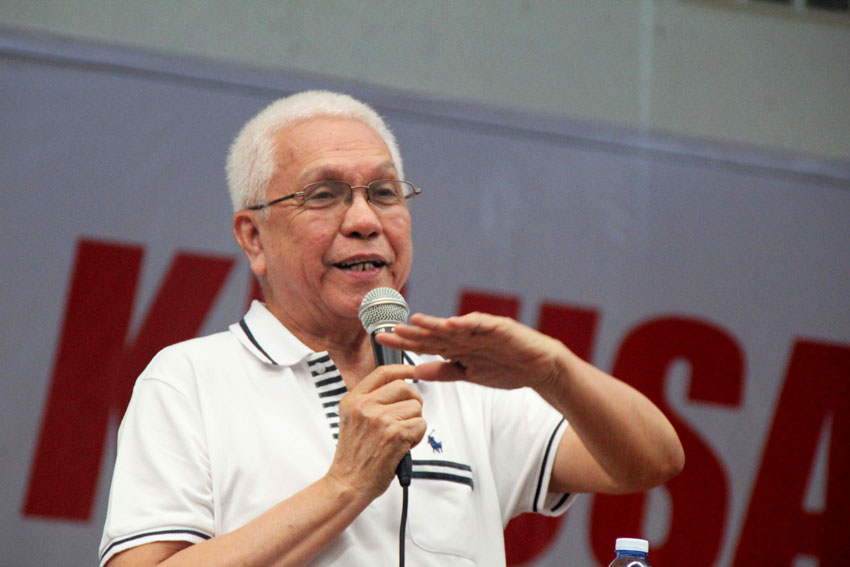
left=340, top=188, right=382, bottom=239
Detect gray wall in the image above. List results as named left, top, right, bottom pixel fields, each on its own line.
left=2, top=0, right=849, bottom=163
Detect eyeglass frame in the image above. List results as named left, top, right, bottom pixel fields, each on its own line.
left=244, top=179, right=422, bottom=211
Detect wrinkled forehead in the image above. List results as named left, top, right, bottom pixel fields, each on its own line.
left=273, top=116, right=398, bottom=182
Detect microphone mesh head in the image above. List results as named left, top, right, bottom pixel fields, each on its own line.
left=358, top=287, right=409, bottom=333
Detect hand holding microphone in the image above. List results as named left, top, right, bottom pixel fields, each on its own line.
left=358, top=288, right=416, bottom=487
left=324, top=287, right=425, bottom=497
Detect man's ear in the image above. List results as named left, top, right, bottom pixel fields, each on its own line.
left=233, top=210, right=267, bottom=278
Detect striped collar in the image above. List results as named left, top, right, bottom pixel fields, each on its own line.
left=229, top=300, right=313, bottom=366
left=230, top=300, right=421, bottom=368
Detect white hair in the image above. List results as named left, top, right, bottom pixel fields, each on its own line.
left=225, top=90, right=404, bottom=212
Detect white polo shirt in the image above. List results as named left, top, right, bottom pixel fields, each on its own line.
left=99, top=301, right=573, bottom=566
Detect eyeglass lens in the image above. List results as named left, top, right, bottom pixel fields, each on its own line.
left=302, top=180, right=414, bottom=209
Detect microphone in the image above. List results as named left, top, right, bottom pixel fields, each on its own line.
left=358, top=287, right=409, bottom=365
left=358, top=287, right=413, bottom=486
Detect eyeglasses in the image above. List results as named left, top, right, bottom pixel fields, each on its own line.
left=245, top=179, right=422, bottom=211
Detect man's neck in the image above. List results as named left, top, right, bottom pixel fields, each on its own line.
left=266, top=301, right=376, bottom=389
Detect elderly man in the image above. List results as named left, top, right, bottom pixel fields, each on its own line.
left=99, top=91, right=683, bottom=567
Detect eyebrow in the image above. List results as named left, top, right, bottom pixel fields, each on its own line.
left=299, top=161, right=398, bottom=184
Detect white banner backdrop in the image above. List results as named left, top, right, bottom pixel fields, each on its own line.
left=2, top=28, right=848, bottom=566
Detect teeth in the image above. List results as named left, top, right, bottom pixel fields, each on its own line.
left=339, top=261, right=382, bottom=271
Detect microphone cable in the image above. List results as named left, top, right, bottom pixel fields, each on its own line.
left=397, top=354, right=415, bottom=567
left=397, top=453, right=412, bottom=567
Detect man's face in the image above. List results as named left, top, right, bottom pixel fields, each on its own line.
left=248, top=116, right=413, bottom=329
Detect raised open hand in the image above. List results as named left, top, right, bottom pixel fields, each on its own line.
left=377, top=311, right=569, bottom=391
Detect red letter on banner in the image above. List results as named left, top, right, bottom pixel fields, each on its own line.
left=734, top=340, right=850, bottom=566
left=23, top=239, right=233, bottom=521
left=457, top=289, right=520, bottom=318
left=591, top=317, right=744, bottom=566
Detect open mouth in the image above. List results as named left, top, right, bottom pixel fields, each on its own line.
left=334, top=259, right=387, bottom=272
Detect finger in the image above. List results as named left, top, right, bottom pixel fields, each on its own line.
left=407, top=417, right=428, bottom=448
left=379, top=325, right=497, bottom=361
left=386, top=323, right=441, bottom=342
left=386, top=397, right=425, bottom=421
left=413, top=360, right=468, bottom=382
left=409, top=312, right=490, bottom=336
left=443, top=312, right=503, bottom=335
left=371, top=410, right=427, bottom=455
left=385, top=416, right=428, bottom=453
left=353, top=364, right=416, bottom=394
left=390, top=317, right=472, bottom=343
left=369, top=378, right=423, bottom=406
left=374, top=330, right=445, bottom=355
left=409, top=313, right=504, bottom=343
left=407, top=312, right=449, bottom=330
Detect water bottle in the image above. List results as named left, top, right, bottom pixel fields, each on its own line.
left=608, top=538, right=651, bottom=567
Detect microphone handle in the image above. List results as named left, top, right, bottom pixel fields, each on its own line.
left=370, top=328, right=404, bottom=365
left=369, top=328, right=411, bottom=486
left=396, top=452, right=412, bottom=487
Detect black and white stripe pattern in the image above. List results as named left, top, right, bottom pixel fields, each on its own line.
left=533, top=418, right=570, bottom=513
left=307, top=352, right=477, bottom=490
left=100, top=528, right=211, bottom=564
left=238, top=318, right=279, bottom=365
left=308, top=353, right=347, bottom=441
left=411, top=460, right=474, bottom=489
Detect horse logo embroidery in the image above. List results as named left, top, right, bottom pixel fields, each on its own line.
left=427, top=430, right=443, bottom=454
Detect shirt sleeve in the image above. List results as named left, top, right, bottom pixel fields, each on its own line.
left=488, top=386, right=576, bottom=524
left=98, top=348, right=214, bottom=566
